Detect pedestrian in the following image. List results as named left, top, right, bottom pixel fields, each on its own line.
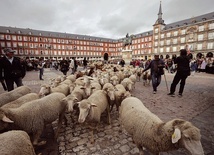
left=200, top=57, right=207, bottom=72
left=83, top=57, right=88, bottom=70
left=167, top=49, right=191, bottom=97
left=37, top=58, right=45, bottom=80
left=0, top=48, right=26, bottom=91
left=142, top=55, right=165, bottom=94
left=70, top=57, right=78, bottom=74
left=190, top=59, right=197, bottom=76
left=119, top=59, right=125, bottom=67
left=60, top=58, right=69, bottom=75
left=74, top=57, right=78, bottom=73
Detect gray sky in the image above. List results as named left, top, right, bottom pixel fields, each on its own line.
left=0, top=0, right=213, bottom=39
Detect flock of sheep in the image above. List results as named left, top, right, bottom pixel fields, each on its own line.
left=0, top=63, right=204, bottom=155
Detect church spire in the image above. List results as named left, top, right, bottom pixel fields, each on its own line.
left=154, top=1, right=165, bottom=25
left=158, top=1, right=162, bottom=19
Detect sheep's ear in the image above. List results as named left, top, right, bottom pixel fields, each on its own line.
left=74, top=97, right=79, bottom=102
left=91, top=87, right=96, bottom=90
left=171, top=128, right=181, bottom=143
left=90, top=103, right=97, bottom=107
left=2, top=115, right=14, bottom=123
left=61, top=98, right=67, bottom=103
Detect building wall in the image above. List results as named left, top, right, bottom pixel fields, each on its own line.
left=0, top=12, right=213, bottom=60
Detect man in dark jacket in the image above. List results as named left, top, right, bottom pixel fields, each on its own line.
left=0, top=48, right=26, bottom=91
left=142, top=55, right=165, bottom=94
left=168, top=49, right=191, bottom=97
left=60, top=58, right=69, bottom=75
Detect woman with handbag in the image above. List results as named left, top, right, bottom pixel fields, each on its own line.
left=0, top=48, right=25, bottom=91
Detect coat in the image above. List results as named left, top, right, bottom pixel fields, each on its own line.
left=0, top=56, right=26, bottom=80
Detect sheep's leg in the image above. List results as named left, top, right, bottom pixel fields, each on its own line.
left=106, top=104, right=111, bottom=124
left=118, top=108, right=123, bottom=133
left=55, top=106, right=67, bottom=139
left=89, top=125, right=95, bottom=144
left=137, top=145, right=144, bottom=155
left=33, top=129, right=46, bottom=146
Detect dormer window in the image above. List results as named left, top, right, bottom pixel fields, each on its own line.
left=18, top=31, right=21, bottom=34
left=39, top=33, right=42, bottom=36
left=29, top=32, right=32, bottom=35
left=6, top=29, right=10, bottom=33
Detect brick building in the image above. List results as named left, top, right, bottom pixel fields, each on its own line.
left=0, top=3, right=213, bottom=61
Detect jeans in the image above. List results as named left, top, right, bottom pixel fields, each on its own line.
left=151, top=73, right=161, bottom=91
left=5, top=77, right=23, bottom=91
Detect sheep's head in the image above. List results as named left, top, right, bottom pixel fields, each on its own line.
left=170, top=119, right=204, bottom=155
left=106, top=87, right=115, bottom=101
left=38, top=84, right=51, bottom=97
left=0, top=109, right=14, bottom=131
left=77, top=100, right=97, bottom=123
left=62, top=96, right=79, bottom=112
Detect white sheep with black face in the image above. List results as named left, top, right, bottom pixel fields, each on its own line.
left=0, top=86, right=31, bottom=107
left=0, top=92, right=66, bottom=146
left=119, top=97, right=204, bottom=155
left=0, top=130, right=36, bottom=155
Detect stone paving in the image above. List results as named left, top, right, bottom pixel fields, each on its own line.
left=0, top=68, right=213, bottom=155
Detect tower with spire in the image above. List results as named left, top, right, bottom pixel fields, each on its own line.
left=152, top=1, right=166, bottom=56
left=154, top=1, right=165, bottom=25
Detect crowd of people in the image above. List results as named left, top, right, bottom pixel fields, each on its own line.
left=1, top=48, right=213, bottom=92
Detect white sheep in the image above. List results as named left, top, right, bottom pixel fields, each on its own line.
left=0, top=130, right=36, bottom=155
left=77, top=90, right=111, bottom=143
left=110, top=75, right=119, bottom=86
left=38, top=83, right=69, bottom=97
left=63, top=85, right=87, bottom=112
left=1, top=93, right=40, bottom=109
left=121, top=77, right=134, bottom=91
left=0, top=86, right=31, bottom=107
left=66, top=74, right=76, bottom=83
left=119, top=97, right=204, bottom=155
left=112, top=84, right=131, bottom=111
left=0, top=92, right=66, bottom=146
left=102, top=83, right=115, bottom=111
left=129, top=74, right=137, bottom=89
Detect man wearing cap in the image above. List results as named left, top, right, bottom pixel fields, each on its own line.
left=142, top=54, right=165, bottom=94
left=0, top=48, right=26, bottom=91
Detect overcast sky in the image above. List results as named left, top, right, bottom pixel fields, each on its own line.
left=0, top=0, right=213, bottom=39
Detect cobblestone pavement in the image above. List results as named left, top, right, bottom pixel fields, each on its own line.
left=0, top=68, right=213, bottom=155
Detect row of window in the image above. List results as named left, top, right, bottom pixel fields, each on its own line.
left=154, top=32, right=214, bottom=46
left=0, top=34, right=118, bottom=47
left=154, top=42, right=214, bottom=53
left=0, top=41, right=117, bottom=52
left=154, top=23, right=214, bottom=33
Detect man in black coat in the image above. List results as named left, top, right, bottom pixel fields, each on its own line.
left=59, top=58, right=69, bottom=75
left=0, top=48, right=26, bottom=91
left=168, top=49, right=191, bottom=97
